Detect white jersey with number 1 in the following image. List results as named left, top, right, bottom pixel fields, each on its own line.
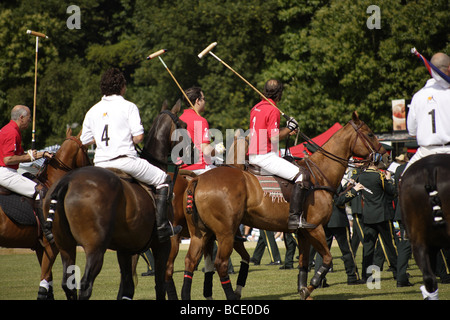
left=407, top=78, right=450, bottom=146
left=80, top=95, right=144, bottom=164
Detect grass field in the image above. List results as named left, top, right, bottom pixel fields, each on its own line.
left=0, top=242, right=448, bottom=301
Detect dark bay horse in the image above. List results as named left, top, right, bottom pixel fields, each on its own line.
left=44, top=101, right=186, bottom=300
left=399, top=155, right=450, bottom=300
left=182, top=111, right=385, bottom=299
left=0, top=128, right=91, bottom=299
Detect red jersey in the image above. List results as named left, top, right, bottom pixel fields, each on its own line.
left=248, top=99, right=280, bottom=155
left=179, top=108, right=210, bottom=170
left=0, top=120, right=24, bottom=169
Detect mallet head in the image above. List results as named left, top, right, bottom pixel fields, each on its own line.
left=198, top=42, right=217, bottom=59
left=146, top=49, right=167, bottom=60
left=26, top=30, right=48, bottom=39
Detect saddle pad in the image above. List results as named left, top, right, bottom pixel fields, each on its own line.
left=0, top=194, right=36, bottom=226
left=255, top=175, right=287, bottom=202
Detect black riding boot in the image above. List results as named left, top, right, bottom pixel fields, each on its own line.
left=288, top=183, right=316, bottom=230
left=155, top=183, right=182, bottom=242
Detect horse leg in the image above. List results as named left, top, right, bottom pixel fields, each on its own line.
left=413, top=244, right=439, bottom=300
left=79, top=248, right=105, bottom=300
left=60, top=245, right=77, bottom=300
left=203, top=238, right=215, bottom=300
left=37, top=240, right=58, bottom=300
left=233, top=240, right=250, bottom=299
left=296, top=230, right=310, bottom=294
left=300, top=226, right=332, bottom=300
left=165, top=234, right=181, bottom=300
left=151, top=239, right=171, bottom=300
left=215, top=235, right=238, bottom=300
left=181, top=235, right=204, bottom=300
left=116, top=251, right=135, bottom=300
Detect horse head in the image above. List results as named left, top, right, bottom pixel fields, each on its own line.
left=141, top=100, right=187, bottom=171
left=38, top=127, right=92, bottom=186
left=347, top=111, right=385, bottom=163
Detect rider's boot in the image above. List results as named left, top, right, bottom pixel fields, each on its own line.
left=288, top=182, right=316, bottom=230
left=155, top=176, right=182, bottom=242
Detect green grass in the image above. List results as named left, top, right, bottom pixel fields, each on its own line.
left=0, top=244, right=448, bottom=300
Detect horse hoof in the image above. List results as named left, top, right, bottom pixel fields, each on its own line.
left=299, top=287, right=310, bottom=300
left=37, top=286, right=54, bottom=300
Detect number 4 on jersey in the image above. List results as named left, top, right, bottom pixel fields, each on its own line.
left=102, top=124, right=110, bottom=146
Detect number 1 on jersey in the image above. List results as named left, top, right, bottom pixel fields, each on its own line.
left=428, top=109, right=436, bottom=134
left=102, top=124, right=110, bottom=146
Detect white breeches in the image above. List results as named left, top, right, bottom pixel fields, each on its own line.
left=249, top=152, right=303, bottom=182
left=0, top=167, right=37, bottom=198
left=96, top=156, right=168, bottom=187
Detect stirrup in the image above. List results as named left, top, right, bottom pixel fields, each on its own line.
left=298, top=214, right=316, bottom=229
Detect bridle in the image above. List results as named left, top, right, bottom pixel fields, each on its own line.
left=140, top=110, right=184, bottom=168
left=37, top=136, right=91, bottom=186
left=298, top=119, right=382, bottom=168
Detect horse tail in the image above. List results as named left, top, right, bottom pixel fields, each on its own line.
left=44, top=174, right=72, bottom=237
left=186, top=178, right=198, bottom=216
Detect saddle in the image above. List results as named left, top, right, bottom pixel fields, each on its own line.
left=0, top=193, right=38, bottom=226
left=106, top=168, right=156, bottom=207
left=246, top=161, right=309, bottom=203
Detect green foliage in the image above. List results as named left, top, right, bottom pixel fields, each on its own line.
left=0, top=0, right=447, bottom=148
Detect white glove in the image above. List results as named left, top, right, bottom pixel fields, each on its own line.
left=214, top=142, right=225, bottom=155
left=286, top=117, right=298, bottom=131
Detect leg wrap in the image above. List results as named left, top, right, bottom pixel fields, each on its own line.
left=310, top=264, right=331, bottom=288
left=237, top=260, right=249, bottom=288
left=298, top=266, right=308, bottom=292
left=220, top=276, right=237, bottom=300
left=165, top=279, right=178, bottom=300
left=181, top=271, right=193, bottom=300
left=203, top=271, right=214, bottom=299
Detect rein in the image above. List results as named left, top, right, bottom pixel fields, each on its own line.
left=140, top=110, right=184, bottom=184
left=37, top=136, right=90, bottom=186
left=293, top=119, right=381, bottom=194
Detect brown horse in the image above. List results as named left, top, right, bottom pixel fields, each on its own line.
left=162, top=130, right=253, bottom=300
left=399, top=155, right=450, bottom=299
left=44, top=101, right=186, bottom=300
left=0, top=128, right=91, bottom=299
left=181, top=111, right=385, bottom=299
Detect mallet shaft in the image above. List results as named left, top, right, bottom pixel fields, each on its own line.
left=206, top=49, right=288, bottom=119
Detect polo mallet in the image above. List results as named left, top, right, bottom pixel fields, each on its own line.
left=198, top=42, right=291, bottom=121
left=146, top=49, right=200, bottom=116
left=26, top=30, right=48, bottom=149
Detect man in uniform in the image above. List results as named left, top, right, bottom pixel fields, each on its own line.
left=357, top=155, right=398, bottom=281
left=314, top=179, right=365, bottom=286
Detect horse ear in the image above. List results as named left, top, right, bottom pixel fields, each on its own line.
left=171, top=99, right=182, bottom=114
left=352, top=111, right=360, bottom=123
left=161, top=99, right=169, bottom=111
left=76, top=128, right=82, bottom=139
left=66, top=127, right=72, bottom=138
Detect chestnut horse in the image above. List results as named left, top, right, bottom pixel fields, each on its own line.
left=399, top=155, right=450, bottom=299
left=0, top=128, right=91, bottom=299
left=181, top=112, right=385, bottom=299
left=161, top=130, right=253, bottom=300
left=44, top=101, right=186, bottom=300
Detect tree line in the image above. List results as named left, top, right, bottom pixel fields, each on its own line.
left=0, top=0, right=448, bottom=149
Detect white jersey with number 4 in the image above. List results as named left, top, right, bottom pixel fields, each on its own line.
left=81, top=95, right=144, bottom=164
left=407, top=78, right=450, bottom=146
